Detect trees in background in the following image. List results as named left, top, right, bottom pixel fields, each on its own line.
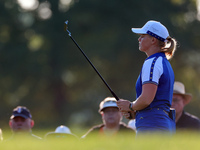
left=0, top=0, right=200, bottom=128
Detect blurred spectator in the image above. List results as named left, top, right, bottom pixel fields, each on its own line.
left=171, top=81, right=200, bottom=130
left=8, top=106, right=42, bottom=140
left=45, top=125, right=78, bottom=140
left=82, top=97, right=135, bottom=138
left=0, top=128, right=3, bottom=141
left=128, top=119, right=136, bottom=130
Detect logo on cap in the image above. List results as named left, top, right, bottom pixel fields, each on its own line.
left=17, top=107, right=22, bottom=113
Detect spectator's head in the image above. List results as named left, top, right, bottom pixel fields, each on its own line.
left=0, top=128, right=3, bottom=141
left=171, top=81, right=192, bottom=121
left=9, top=106, right=34, bottom=133
left=99, top=97, right=122, bottom=128
left=45, top=125, right=78, bottom=140
left=128, top=119, right=136, bottom=130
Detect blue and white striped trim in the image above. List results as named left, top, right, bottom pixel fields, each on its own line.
left=143, top=81, right=158, bottom=85
left=149, top=56, right=159, bottom=81
left=147, top=30, right=165, bottom=42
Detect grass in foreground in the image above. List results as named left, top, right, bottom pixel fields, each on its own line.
left=1, top=131, right=200, bottom=150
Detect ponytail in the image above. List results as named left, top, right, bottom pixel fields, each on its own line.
left=158, top=36, right=177, bottom=60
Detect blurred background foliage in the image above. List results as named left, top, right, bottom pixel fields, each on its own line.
left=1, top=0, right=200, bottom=131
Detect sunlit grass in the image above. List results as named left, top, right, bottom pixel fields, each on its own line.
left=1, top=130, right=200, bottom=150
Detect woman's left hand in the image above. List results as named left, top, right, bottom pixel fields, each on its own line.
left=116, top=99, right=131, bottom=112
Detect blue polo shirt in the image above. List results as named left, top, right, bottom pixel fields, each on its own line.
left=135, top=52, right=174, bottom=113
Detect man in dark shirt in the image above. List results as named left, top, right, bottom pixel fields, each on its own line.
left=8, top=106, right=42, bottom=140
left=82, top=97, right=135, bottom=138
left=171, top=81, right=200, bottom=131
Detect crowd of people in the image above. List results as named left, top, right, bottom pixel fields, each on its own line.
left=1, top=80, right=200, bottom=142
left=0, top=97, right=135, bottom=141
left=1, top=20, right=200, bottom=141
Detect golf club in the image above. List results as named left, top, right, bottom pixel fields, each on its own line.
left=64, top=20, right=119, bottom=101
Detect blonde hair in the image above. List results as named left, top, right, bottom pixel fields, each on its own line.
left=158, top=36, right=177, bottom=60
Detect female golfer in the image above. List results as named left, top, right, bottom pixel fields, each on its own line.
left=117, top=20, right=177, bottom=134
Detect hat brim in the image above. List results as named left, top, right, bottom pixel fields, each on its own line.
left=173, top=93, right=192, bottom=104
left=99, top=102, right=118, bottom=112
left=10, top=114, right=29, bottom=119
left=46, top=132, right=72, bottom=135
left=45, top=132, right=77, bottom=139
left=99, top=106, right=119, bottom=113
left=131, top=28, right=147, bottom=34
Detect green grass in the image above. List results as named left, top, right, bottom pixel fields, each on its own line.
left=1, top=131, right=200, bottom=150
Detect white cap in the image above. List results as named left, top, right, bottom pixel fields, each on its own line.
left=44, top=125, right=78, bottom=139
left=131, top=20, right=169, bottom=42
left=99, top=97, right=118, bottom=113
left=55, top=125, right=72, bottom=134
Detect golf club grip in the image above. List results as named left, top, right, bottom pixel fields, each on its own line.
left=69, top=36, right=120, bottom=101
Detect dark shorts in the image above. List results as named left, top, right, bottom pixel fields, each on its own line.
left=135, top=108, right=176, bottom=134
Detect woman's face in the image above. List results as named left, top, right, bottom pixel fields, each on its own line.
left=138, top=34, right=153, bottom=52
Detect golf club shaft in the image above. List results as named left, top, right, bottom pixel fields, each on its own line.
left=68, top=34, right=119, bottom=101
